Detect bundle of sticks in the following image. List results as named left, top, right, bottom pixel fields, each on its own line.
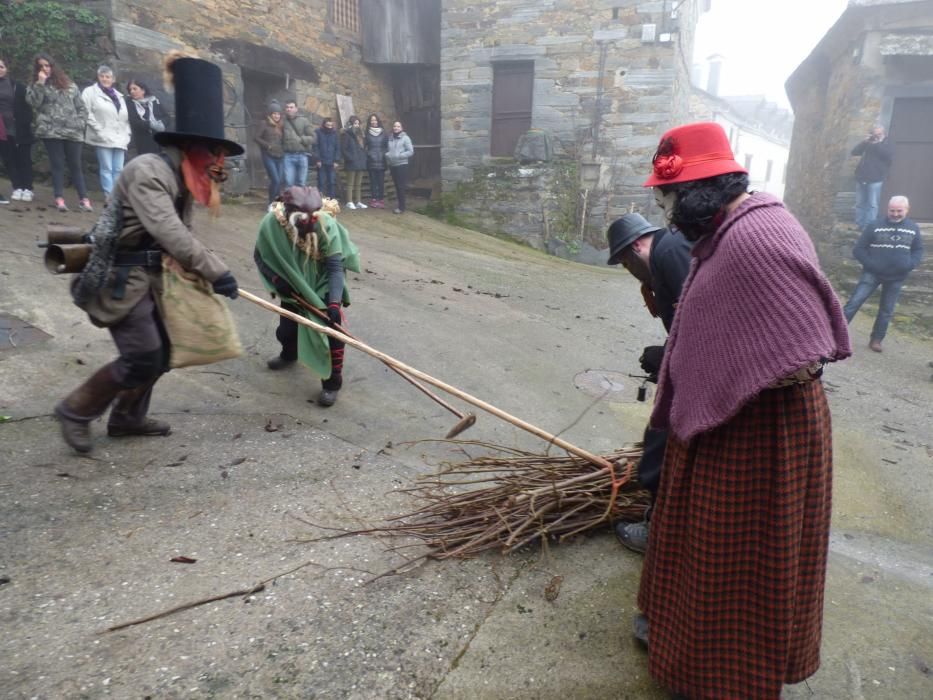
left=306, top=442, right=650, bottom=561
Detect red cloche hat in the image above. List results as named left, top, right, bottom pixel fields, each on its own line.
left=643, top=122, right=747, bottom=187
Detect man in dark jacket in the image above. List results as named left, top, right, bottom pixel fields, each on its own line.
left=851, top=126, right=895, bottom=229
left=606, top=213, right=692, bottom=553
left=843, top=195, right=923, bottom=352
left=313, top=117, right=340, bottom=199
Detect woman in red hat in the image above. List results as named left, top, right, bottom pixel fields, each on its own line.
left=634, top=122, right=851, bottom=699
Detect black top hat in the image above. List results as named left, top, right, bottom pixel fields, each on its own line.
left=607, top=214, right=662, bottom=265
left=155, top=57, right=244, bottom=156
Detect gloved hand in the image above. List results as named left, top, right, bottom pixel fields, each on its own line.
left=639, top=345, right=665, bottom=378
left=326, top=302, right=342, bottom=327
left=212, top=272, right=239, bottom=299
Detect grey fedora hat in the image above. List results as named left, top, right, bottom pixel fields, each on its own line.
left=606, top=214, right=662, bottom=265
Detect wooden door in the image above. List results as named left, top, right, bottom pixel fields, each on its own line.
left=884, top=97, right=933, bottom=222
left=491, top=61, right=534, bottom=157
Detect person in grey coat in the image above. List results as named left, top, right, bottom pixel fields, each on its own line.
left=386, top=120, right=413, bottom=214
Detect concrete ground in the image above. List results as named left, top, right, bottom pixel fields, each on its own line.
left=1, top=187, right=931, bottom=699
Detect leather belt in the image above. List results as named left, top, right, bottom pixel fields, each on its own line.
left=113, top=250, right=163, bottom=268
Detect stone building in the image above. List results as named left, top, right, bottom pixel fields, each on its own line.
left=75, top=0, right=439, bottom=194
left=785, top=0, right=933, bottom=327
left=439, top=0, right=708, bottom=256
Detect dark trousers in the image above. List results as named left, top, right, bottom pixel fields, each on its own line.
left=637, top=425, right=668, bottom=500
left=43, top=138, right=87, bottom=199
left=390, top=164, right=408, bottom=211
left=317, top=164, right=337, bottom=198
left=275, top=310, right=345, bottom=390
left=368, top=168, right=385, bottom=200
left=0, top=138, right=34, bottom=190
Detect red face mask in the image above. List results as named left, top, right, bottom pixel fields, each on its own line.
left=181, top=145, right=226, bottom=214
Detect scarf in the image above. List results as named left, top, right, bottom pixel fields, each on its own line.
left=98, top=82, right=121, bottom=112
left=133, top=96, right=165, bottom=132
left=254, top=207, right=360, bottom=378
left=650, top=193, right=851, bottom=441
left=368, top=126, right=383, bottom=137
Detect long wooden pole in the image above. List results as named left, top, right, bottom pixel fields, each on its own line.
left=289, top=295, right=475, bottom=426
left=238, top=290, right=614, bottom=471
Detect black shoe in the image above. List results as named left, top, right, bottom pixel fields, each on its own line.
left=318, top=388, right=338, bottom=407
left=267, top=356, right=296, bottom=370
left=615, top=520, right=649, bottom=554
left=107, top=418, right=172, bottom=437
left=633, top=613, right=649, bottom=647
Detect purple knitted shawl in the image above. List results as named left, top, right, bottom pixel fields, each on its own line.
left=650, top=192, right=851, bottom=441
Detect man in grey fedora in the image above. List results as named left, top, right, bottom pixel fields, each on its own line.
left=606, top=213, right=691, bottom=552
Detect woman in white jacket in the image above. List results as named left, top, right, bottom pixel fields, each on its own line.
left=81, top=65, right=130, bottom=197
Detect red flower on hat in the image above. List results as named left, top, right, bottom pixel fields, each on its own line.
left=653, top=154, right=683, bottom=180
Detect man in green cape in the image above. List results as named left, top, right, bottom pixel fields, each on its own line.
left=253, top=186, right=360, bottom=406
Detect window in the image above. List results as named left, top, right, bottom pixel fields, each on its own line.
left=491, top=61, right=534, bottom=157
left=744, top=154, right=753, bottom=172
left=766, top=159, right=774, bottom=182
left=331, top=0, right=360, bottom=34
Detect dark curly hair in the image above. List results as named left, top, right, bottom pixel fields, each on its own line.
left=659, top=172, right=750, bottom=242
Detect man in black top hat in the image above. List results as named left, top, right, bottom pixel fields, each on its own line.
left=55, top=55, right=244, bottom=454
left=606, top=213, right=691, bottom=552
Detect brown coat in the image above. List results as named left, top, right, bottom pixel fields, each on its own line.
left=79, top=148, right=229, bottom=327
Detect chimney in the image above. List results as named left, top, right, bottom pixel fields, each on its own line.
left=706, top=53, right=724, bottom=96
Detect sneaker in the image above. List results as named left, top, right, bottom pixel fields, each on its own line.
left=347, top=202, right=357, bottom=210
left=55, top=197, right=68, bottom=212
left=11, top=189, right=23, bottom=201
left=21, top=190, right=33, bottom=202
left=79, top=198, right=93, bottom=212
left=318, top=388, right=338, bottom=407
left=369, top=199, right=378, bottom=208
left=267, top=356, right=296, bottom=371
left=0, top=194, right=9, bottom=205
left=378, top=199, right=386, bottom=209
left=633, top=613, right=649, bottom=647
left=355, top=201, right=367, bottom=209
left=393, top=208, right=402, bottom=214
left=869, top=338, right=883, bottom=353
left=614, top=520, right=649, bottom=554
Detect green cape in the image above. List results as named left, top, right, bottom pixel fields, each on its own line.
left=254, top=210, right=360, bottom=378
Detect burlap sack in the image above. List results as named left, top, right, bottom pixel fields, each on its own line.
left=160, top=255, right=242, bottom=368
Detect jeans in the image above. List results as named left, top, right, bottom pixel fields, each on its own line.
left=368, top=168, right=385, bottom=200
left=261, top=151, right=285, bottom=203
left=43, top=138, right=87, bottom=199
left=0, top=139, right=34, bottom=190
left=843, top=270, right=905, bottom=341
left=317, top=163, right=336, bottom=198
left=390, top=163, right=409, bottom=211
left=854, top=181, right=883, bottom=229
left=283, top=152, right=308, bottom=188
left=95, top=146, right=126, bottom=195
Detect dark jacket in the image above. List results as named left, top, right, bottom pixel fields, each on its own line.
left=282, top=115, right=314, bottom=153
left=853, top=217, right=923, bottom=281
left=648, top=227, right=693, bottom=332
left=255, top=117, right=284, bottom=159
left=852, top=138, right=894, bottom=184
left=365, top=129, right=388, bottom=169
left=313, top=126, right=339, bottom=165
left=125, top=96, right=168, bottom=156
left=341, top=128, right=367, bottom=170
left=0, top=79, right=34, bottom=145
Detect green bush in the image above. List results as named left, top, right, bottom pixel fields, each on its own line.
left=0, top=1, right=107, bottom=82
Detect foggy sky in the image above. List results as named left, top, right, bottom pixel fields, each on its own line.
left=692, top=0, right=850, bottom=107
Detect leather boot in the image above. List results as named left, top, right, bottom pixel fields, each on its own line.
left=107, top=379, right=171, bottom=437
left=55, top=363, right=124, bottom=453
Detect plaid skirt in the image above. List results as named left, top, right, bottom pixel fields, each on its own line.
left=637, top=381, right=832, bottom=700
